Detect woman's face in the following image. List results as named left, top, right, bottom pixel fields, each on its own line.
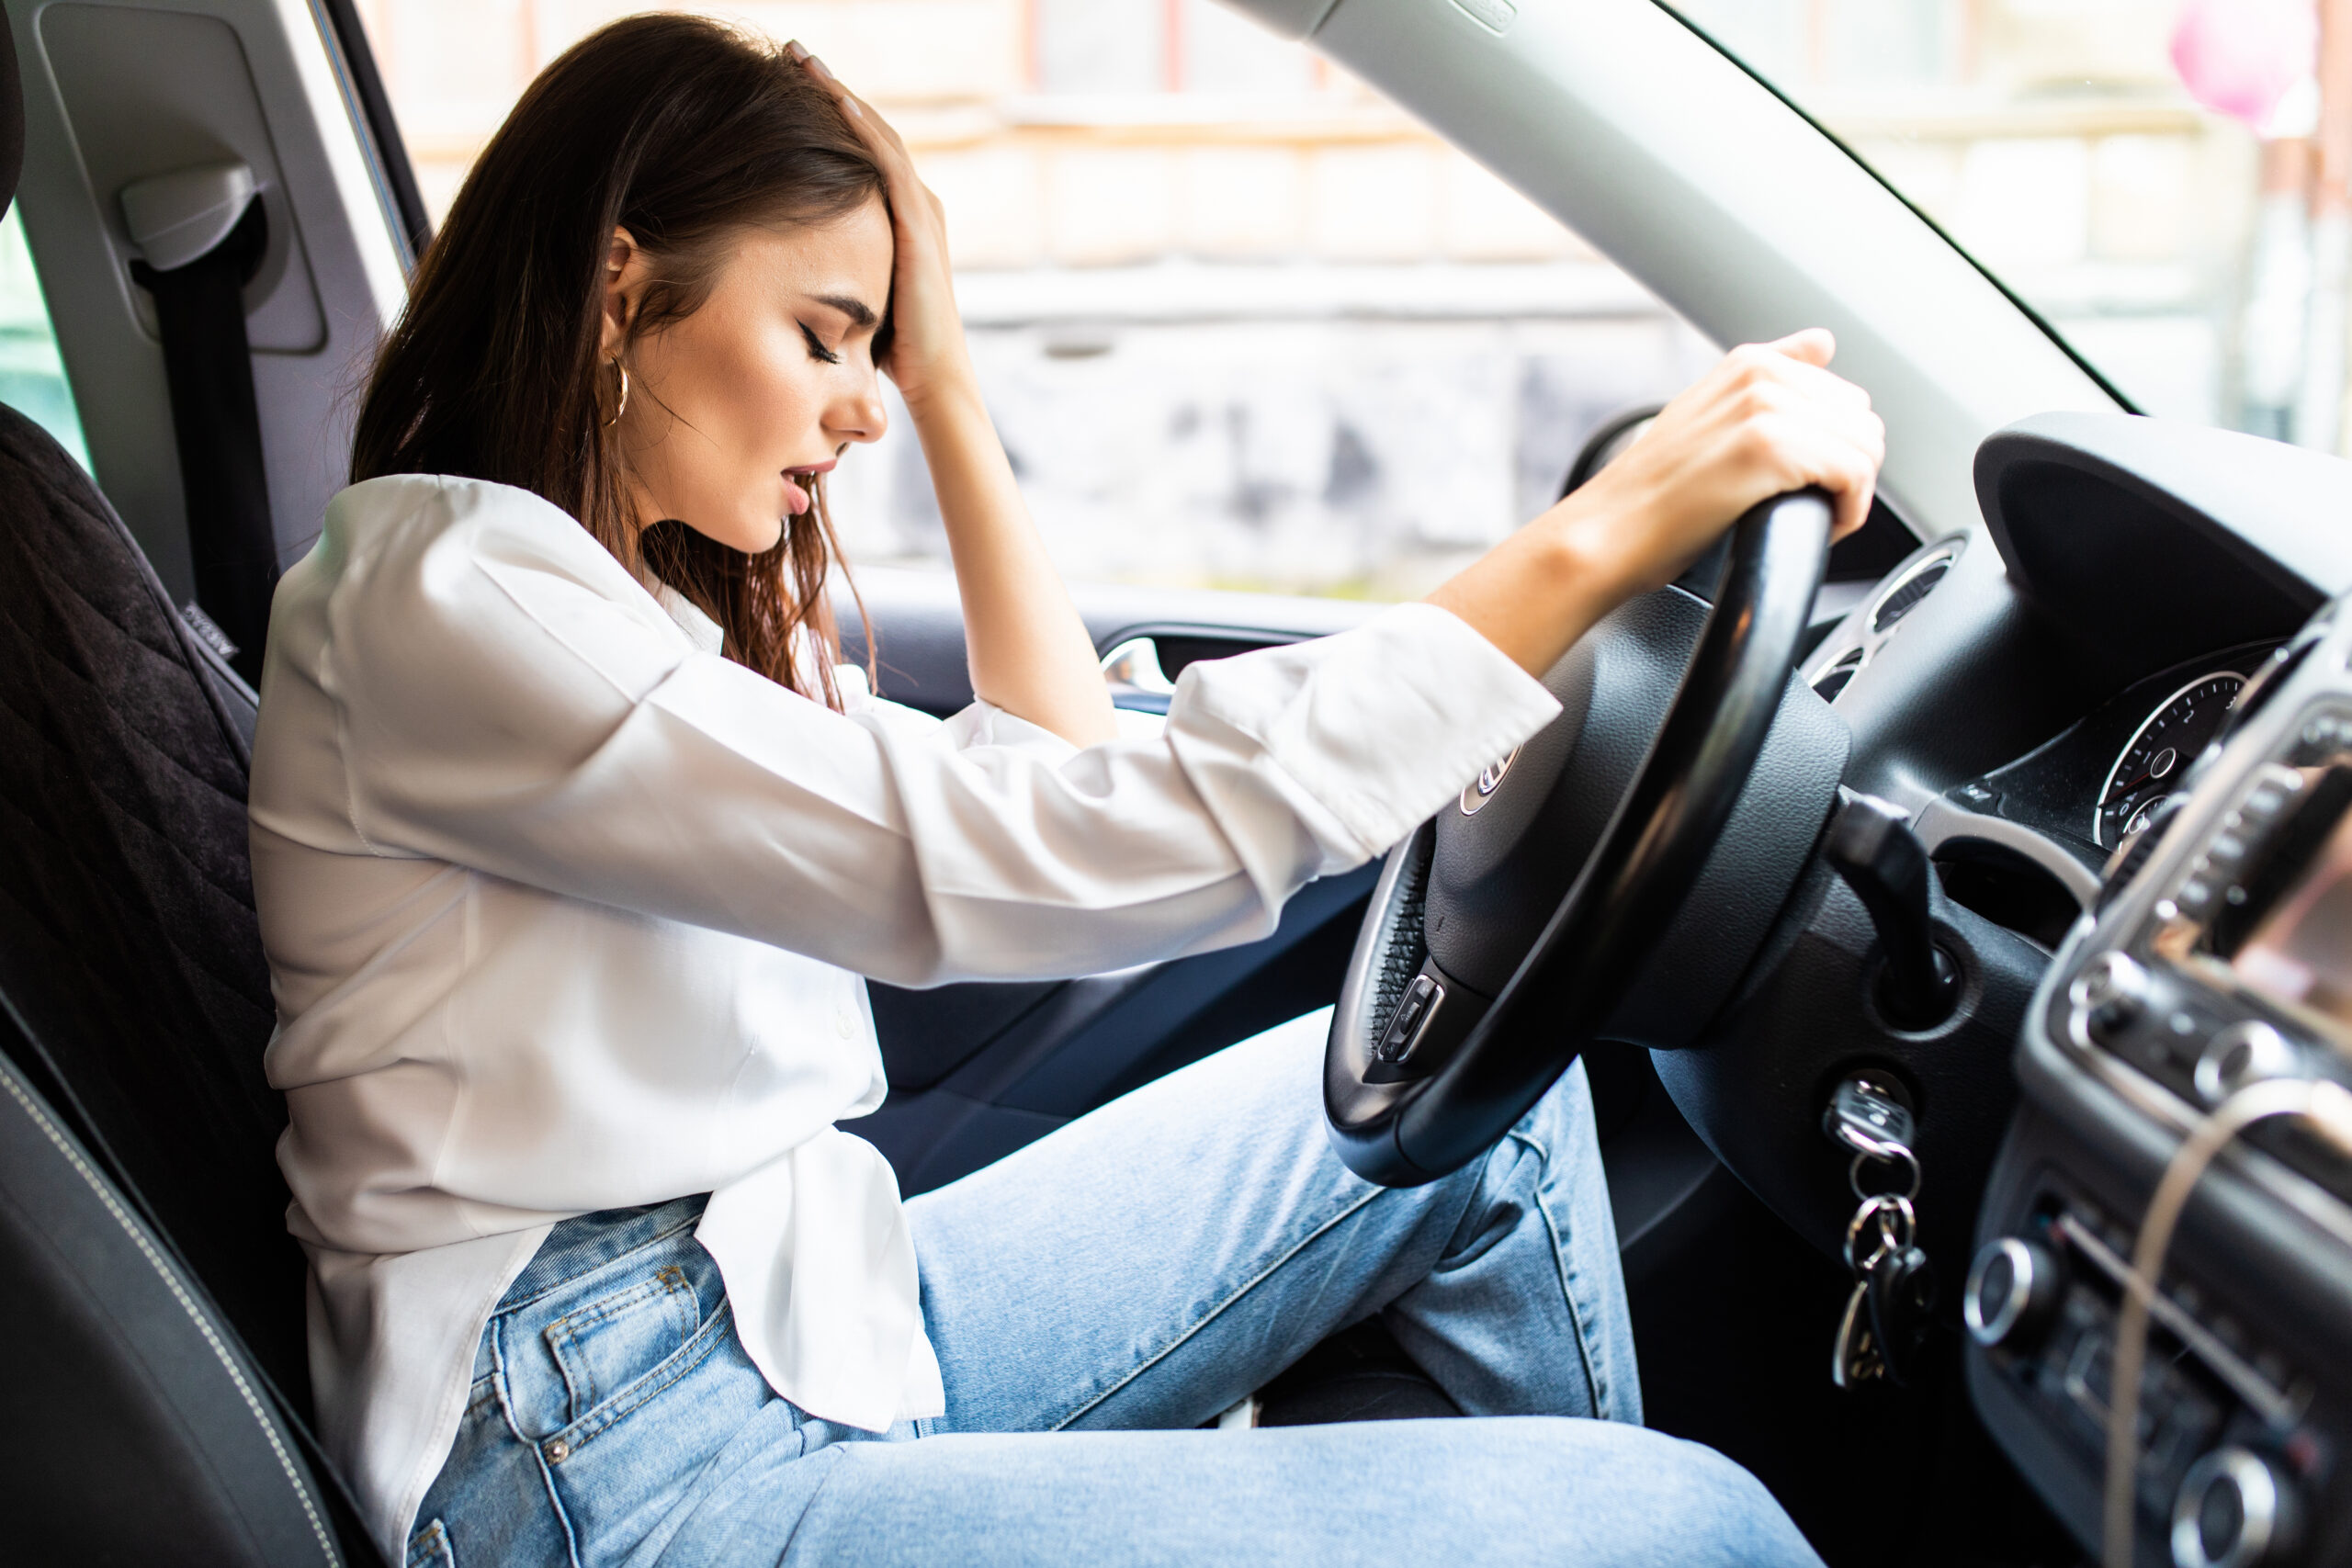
left=606, top=197, right=893, bottom=553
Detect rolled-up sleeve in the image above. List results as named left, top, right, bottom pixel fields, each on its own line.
left=326, top=481, right=1561, bottom=987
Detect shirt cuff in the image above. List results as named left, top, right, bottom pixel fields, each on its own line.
left=1171, top=601, right=1563, bottom=863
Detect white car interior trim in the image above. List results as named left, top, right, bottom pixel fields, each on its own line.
left=119, top=159, right=256, bottom=271
left=1217, top=0, right=2120, bottom=542
left=1910, top=796, right=2103, bottom=912
left=9, top=0, right=409, bottom=604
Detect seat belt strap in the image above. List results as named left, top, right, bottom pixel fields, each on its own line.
left=130, top=194, right=276, bottom=686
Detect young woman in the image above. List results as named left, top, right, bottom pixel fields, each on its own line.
left=249, top=16, right=1883, bottom=1567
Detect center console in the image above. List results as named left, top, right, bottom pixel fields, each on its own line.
left=1971, top=613, right=2352, bottom=1568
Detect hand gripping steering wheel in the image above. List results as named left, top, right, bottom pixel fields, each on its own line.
left=1325, top=491, right=1834, bottom=1186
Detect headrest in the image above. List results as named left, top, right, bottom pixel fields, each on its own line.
left=0, top=20, right=21, bottom=221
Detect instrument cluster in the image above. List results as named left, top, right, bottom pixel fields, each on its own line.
left=2096, top=671, right=2256, bottom=850
left=1931, top=645, right=2284, bottom=881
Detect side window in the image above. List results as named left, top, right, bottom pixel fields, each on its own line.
left=359, top=1, right=1710, bottom=602
left=0, top=206, right=90, bottom=471
left=826, top=3, right=1712, bottom=601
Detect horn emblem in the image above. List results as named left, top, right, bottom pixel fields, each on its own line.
left=1459, top=747, right=1521, bottom=816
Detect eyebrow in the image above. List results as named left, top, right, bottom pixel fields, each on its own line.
left=806, top=292, right=877, bottom=328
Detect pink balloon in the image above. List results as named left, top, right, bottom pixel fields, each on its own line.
left=2173, top=0, right=2317, bottom=131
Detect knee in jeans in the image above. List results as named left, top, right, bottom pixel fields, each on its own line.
left=1523, top=1421, right=1804, bottom=1554
left=1516, top=1418, right=1765, bottom=1497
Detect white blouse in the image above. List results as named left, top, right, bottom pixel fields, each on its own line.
left=247, top=473, right=1562, bottom=1561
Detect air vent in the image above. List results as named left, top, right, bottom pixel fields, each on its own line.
left=1812, top=647, right=1865, bottom=702
left=1871, top=555, right=1953, bottom=634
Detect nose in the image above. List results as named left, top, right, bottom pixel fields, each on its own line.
left=827, top=367, right=887, bottom=448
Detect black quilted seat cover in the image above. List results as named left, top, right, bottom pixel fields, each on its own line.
left=0, top=402, right=307, bottom=1405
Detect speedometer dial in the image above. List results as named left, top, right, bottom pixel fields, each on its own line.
left=2094, top=671, right=2245, bottom=847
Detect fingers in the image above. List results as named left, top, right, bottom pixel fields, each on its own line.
left=1727, top=333, right=1882, bottom=512
left=1658, top=332, right=1880, bottom=541
left=1778, top=402, right=1883, bottom=538
left=1763, top=326, right=1835, bottom=367
left=1716, top=334, right=1867, bottom=412
left=786, top=42, right=908, bottom=164
left=1813, top=425, right=1881, bottom=539
left=786, top=41, right=949, bottom=258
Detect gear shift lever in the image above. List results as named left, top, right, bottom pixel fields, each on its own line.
left=1824, top=791, right=1959, bottom=1028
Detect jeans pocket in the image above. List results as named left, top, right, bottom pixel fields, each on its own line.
left=405, top=1516, right=456, bottom=1568
left=541, top=1262, right=702, bottom=1429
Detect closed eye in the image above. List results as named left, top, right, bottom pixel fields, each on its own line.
left=799, top=322, right=841, bottom=365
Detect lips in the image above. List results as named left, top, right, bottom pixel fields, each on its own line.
left=781, top=458, right=835, bottom=518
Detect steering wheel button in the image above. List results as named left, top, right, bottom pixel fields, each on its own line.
left=1374, top=975, right=1443, bottom=1065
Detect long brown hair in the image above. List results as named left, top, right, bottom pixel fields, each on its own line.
left=350, top=14, right=881, bottom=707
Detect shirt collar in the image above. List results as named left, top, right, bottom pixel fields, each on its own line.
left=653, top=583, right=726, bottom=658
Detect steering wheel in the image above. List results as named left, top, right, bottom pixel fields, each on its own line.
left=1325, top=490, right=1834, bottom=1186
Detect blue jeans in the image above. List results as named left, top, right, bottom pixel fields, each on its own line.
left=410, top=1010, right=1821, bottom=1567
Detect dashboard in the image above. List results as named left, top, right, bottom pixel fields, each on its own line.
left=1791, top=412, right=2352, bottom=1568
left=1973, top=606, right=2352, bottom=1568
left=1788, top=415, right=2352, bottom=976
left=1804, top=552, right=2288, bottom=961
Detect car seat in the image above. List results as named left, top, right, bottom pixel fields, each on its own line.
left=0, top=12, right=380, bottom=1555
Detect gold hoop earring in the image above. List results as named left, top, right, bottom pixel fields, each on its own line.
left=602, top=360, right=630, bottom=429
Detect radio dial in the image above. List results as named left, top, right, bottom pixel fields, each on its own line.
left=2172, top=1447, right=2301, bottom=1568
left=1964, top=1236, right=2064, bottom=1352
left=2193, top=1021, right=2300, bottom=1106
left=2070, top=952, right=2150, bottom=1046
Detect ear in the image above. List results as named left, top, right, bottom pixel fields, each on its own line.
left=599, top=227, right=643, bottom=359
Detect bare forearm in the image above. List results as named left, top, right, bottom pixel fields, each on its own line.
left=909, top=376, right=1117, bottom=747
left=1424, top=504, right=1632, bottom=678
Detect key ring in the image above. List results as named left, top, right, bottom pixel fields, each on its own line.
left=1843, top=1193, right=1916, bottom=1272
left=1848, top=1143, right=1923, bottom=1203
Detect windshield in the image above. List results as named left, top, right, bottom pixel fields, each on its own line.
left=1670, top=0, right=2333, bottom=449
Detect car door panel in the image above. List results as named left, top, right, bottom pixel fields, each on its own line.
left=841, top=564, right=1379, bottom=717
